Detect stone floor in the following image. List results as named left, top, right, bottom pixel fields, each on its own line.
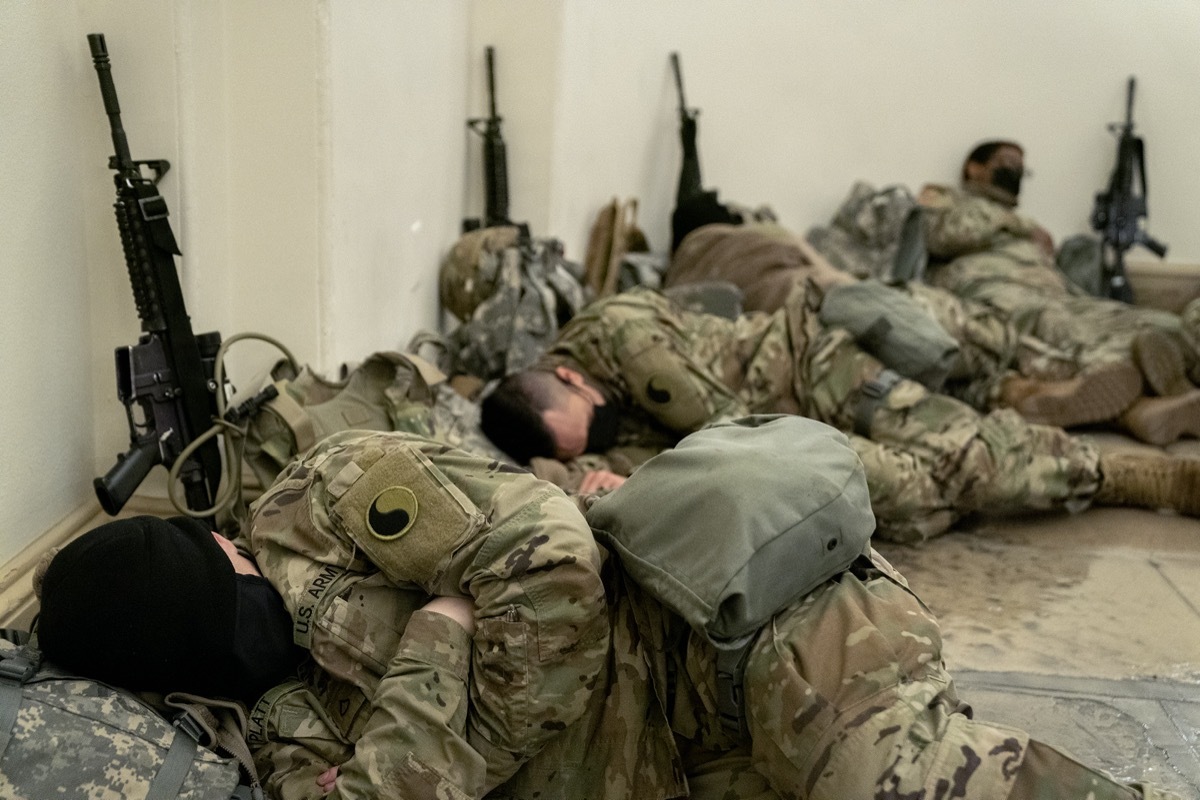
left=876, top=433, right=1200, bottom=797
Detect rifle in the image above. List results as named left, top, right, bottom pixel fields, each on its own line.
left=464, top=46, right=511, bottom=231
left=1089, top=76, right=1168, bottom=303
left=670, top=52, right=703, bottom=207
left=88, top=33, right=224, bottom=518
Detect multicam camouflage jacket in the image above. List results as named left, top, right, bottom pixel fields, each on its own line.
left=243, top=430, right=609, bottom=799
left=534, top=285, right=819, bottom=449
left=920, top=183, right=1073, bottom=297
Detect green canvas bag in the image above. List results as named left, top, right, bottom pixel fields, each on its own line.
left=584, top=415, right=875, bottom=732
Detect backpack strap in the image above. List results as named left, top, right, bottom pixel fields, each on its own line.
left=165, top=692, right=265, bottom=800
left=0, top=643, right=40, bottom=761
left=714, top=641, right=753, bottom=737
left=854, top=368, right=904, bottom=437
left=147, top=729, right=201, bottom=800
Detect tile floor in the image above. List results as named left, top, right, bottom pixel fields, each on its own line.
left=877, top=433, right=1200, bottom=797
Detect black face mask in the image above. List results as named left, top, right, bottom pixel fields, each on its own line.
left=586, top=401, right=620, bottom=453
left=990, top=166, right=1023, bottom=198
left=230, top=574, right=304, bottom=704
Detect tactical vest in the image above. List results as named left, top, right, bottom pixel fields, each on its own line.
left=242, top=351, right=448, bottom=490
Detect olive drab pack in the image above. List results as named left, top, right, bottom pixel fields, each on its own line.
left=584, top=415, right=875, bottom=734
left=819, top=279, right=961, bottom=391
left=440, top=225, right=589, bottom=381
left=0, top=637, right=258, bottom=800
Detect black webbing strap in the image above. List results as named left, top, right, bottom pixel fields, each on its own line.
left=714, top=642, right=753, bottom=737
left=854, top=368, right=904, bottom=437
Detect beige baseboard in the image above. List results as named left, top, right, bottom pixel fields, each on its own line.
left=0, top=495, right=181, bottom=630
left=1126, top=260, right=1200, bottom=315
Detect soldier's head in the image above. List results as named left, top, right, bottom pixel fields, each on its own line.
left=482, top=366, right=617, bottom=463
left=36, top=516, right=300, bottom=703
left=961, top=140, right=1026, bottom=206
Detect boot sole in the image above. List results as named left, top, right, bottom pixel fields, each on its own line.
left=1121, top=390, right=1200, bottom=448
left=1134, top=329, right=1193, bottom=397
left=1019, top=361, right=1143, bottom=427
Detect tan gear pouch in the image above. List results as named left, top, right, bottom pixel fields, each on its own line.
left=328, top=445, right=484, bottom=590
left=618, top=328, right=711, bottom=432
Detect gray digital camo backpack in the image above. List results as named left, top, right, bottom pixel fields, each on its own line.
left=439, top=225, right=589, bottom=381
left=0, top=636, right=260, bottom=800
left=584, top=415, right=876, bottom=733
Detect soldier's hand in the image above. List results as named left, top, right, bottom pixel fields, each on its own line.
left=422, top=595, right=476, bottom=635
left=1031, top=225, right=1055, bottom=258
left=579, top=469, right=627, bottom=494
left=317, top=765, right=338, bottom=794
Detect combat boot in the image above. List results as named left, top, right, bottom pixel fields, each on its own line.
left=998, top=361, right=1143, bottom=428
left=1133, top=329, right=1195, bottom=397
left=1094, top=450, right=1200, bottom=516
left=1118, top=389, right=1200, bottom=447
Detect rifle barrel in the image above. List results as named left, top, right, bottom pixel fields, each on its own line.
left=1125, top=76, right=1136, bottom=129
left=485, top=46, right=498, bottom=119
left=88, top=33, right=135, bottom=171
left=670, top=52, right=687, bottom=114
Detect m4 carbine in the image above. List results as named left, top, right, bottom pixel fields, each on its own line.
left=1089, top=76, right=1168, bottom=303
left=464, top=46, right=512, bottom=232
left=88, top=33, right=223, bottom=518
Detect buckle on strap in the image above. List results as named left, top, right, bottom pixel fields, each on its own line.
left=854, top=368, right=904, bottom=437
left=173, top=710, right=207, bottom=744
left=0, top=648, right=40, bottom=684
left=714, top=643, right=753, bottom=737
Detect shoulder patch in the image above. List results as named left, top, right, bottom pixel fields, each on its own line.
left=645, top=376, right=674, bottom=404
left=367, top=486, right=419, bottom=540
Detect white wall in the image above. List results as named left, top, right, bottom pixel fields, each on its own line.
left=4, top=0, right=1200, bottom=568
left=0, top=2, right=94, bottom=565
left=327, top=2, right=469, bottom=366
left=478, top=1, right=1200, bottom=265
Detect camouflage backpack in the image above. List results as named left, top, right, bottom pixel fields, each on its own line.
left=0, top=636, right=259, bottom=799
left=806, top=181, right=927, bottom=283
left=585, top=415, right=875, bottom=734
left=439, top=225, right=589, bottom=381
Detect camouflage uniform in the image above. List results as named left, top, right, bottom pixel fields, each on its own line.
left=667, top=222, right=1078, bottom=411
left=535, top=286, right=1101, bottom=543
left=244, top=478, right=1170, bottom=799
left=922, top=184, right=1200, bottom=373
left=244, top=430, right=609, bottom=799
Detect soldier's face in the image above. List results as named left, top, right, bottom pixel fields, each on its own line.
left=542, top=367, right=606, bottom=460
left=211, top=531, right=262, bottom=576
left=968, top=145, right=1026, bottom=199
left=543, top=391, right=594, bottom=460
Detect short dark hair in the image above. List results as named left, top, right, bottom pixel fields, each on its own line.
left=961, top=140, right=1024, bottom=182
left=481, top=370, right=562, bottom=464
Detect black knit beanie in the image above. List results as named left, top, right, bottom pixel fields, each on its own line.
left=37, top=515, right=240, bottom=697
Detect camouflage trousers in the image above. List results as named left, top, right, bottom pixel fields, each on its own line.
left=797, top=324, right=1101, bottom=543
left=686, top=557, right=1164, bottom=800
left=905, top=283, right=1082, bottom=411
left=928, top=259, right=1200, bottom=375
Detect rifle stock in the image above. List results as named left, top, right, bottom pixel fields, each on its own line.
left=88, top=33, right=223, bottom=517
